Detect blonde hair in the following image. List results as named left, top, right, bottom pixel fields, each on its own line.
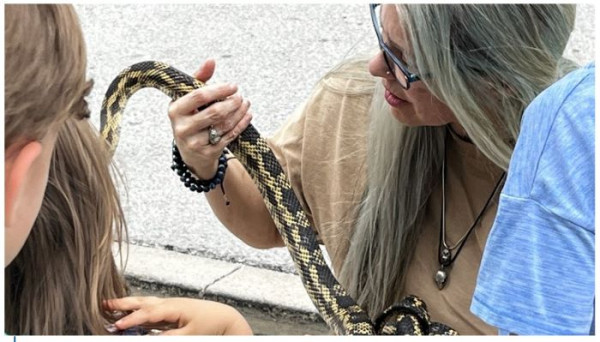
left=4, top=4, right=90, bottom=148
left=5, top=119, right=129, bottom=334
left=339, top=4, right=576, bottom=317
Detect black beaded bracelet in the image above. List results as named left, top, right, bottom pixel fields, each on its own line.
left=171, top=142, right=229, bottom=197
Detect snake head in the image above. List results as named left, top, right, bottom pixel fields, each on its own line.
left=373, top=295, right=458, bottom=335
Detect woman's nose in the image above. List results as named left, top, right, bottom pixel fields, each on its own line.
left=368, top=50, right=394, bottom=80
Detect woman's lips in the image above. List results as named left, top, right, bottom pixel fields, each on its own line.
left=384, top=89, right=408, bottom=107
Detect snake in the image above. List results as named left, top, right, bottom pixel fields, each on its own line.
left=100, top=61, right=458, bottom=335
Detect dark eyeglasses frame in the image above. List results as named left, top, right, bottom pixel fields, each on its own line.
left=370, top=3, right=420, bottom=90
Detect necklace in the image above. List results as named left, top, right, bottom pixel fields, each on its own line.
left=434, top=152, right=506, bottom=290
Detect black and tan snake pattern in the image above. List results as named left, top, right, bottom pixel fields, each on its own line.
left=100, top=61, right=457, bottom=336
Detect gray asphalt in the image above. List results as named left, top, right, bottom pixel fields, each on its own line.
left=76, top=4, right=595, bottom=274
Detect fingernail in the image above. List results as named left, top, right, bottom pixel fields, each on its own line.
left=105, top=324, right=118, bottom=333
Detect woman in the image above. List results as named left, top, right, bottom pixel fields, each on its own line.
left=166, top=4, right=576, bottom=334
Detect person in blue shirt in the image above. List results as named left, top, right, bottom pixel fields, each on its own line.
left=471, top=63, right=595, bottom=335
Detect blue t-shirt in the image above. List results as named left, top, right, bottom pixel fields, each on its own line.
left=471, top=63, right=595, bottom=335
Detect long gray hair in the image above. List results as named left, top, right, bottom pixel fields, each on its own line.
left=338, top=4, right=576, bottom=317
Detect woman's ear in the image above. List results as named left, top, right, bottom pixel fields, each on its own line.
left=5, top=141, right=43, bottom=228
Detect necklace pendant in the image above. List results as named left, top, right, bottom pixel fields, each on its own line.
left=435, top=268, right=448, bottom=290
left=441, top=248, right=451, bottom=264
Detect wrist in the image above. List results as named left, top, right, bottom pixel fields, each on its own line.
left=189, top=159, right=219, bottom=181
left=171, top=143, right=228, bottom=193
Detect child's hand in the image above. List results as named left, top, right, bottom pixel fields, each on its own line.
left=104, top=296, right=252, bottom=335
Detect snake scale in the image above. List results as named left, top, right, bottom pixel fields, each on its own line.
left=100, top=61, right=457, bottom=335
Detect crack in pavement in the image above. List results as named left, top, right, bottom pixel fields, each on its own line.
left=202, top=265, right=243, bottom=293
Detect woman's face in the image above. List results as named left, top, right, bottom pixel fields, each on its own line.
left=368, top=5, right=459, bottom=129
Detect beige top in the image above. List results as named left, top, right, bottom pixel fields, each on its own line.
left=267, top=64, right=504, bottom=335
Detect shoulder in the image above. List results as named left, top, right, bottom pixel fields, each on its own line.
left=270, top=58, right=375, bottom=147
left=472, top=64, right=596, bottom=334
left=306, top=58, right=376, bottom=118
left=518, top=62, right=594, bottom=143
left=501, top=63, right=594, bottom=227
left=524, top=62, right=594, bottom=127
left=520, top=62, right=594, bottom=145
left=319, top=58, right=377, bottom=95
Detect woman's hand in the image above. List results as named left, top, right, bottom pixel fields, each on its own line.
left=104, top=296, right=252, bottom=335
left=169, top=59, right=282, bottom=250
left=169, top=59, right=252, bottom=180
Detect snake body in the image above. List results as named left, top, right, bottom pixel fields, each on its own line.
left=100, top=61, right=457, bottom=335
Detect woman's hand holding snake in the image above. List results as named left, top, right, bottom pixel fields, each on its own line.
left=168, top=59, right=252, bottom=180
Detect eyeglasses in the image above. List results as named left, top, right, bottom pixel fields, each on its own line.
left=370, top=3, right=420, bottom=90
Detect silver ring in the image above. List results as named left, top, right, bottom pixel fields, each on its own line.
left=208, top=126, right=222, bottom=145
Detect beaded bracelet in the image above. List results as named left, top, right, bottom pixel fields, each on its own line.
left=171, top=142, right=229, bottom=204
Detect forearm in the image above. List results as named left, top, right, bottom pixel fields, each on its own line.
left=205, top=159, right=284, bottom=249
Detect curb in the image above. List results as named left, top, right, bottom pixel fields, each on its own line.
left=114, top=243, right=330, bottom=334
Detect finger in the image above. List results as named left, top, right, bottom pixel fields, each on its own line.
left=114, top=310, right=152, bottom=330
left=172, top=96, right=242, bottom=147
left=189, top=94, right=244, bottom=132
left=218, top=111, right=253, bottom=148
left=115, top=307, right=179, bottom=331
left=168, top=83, right=238, bottom=120
left=104, top=296, right=146, bottom=311
left=175, top=113, right=246, bottom=174
left=193, top=59, right=216, bottom=83
left=213, top=99, right=251, bottom=135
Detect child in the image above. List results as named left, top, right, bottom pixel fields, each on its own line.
left=472, top=63, right=595, bottom=335
left=4, top=4, right=251, bottom=335
left=4, top=4, right=88, bottom=268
